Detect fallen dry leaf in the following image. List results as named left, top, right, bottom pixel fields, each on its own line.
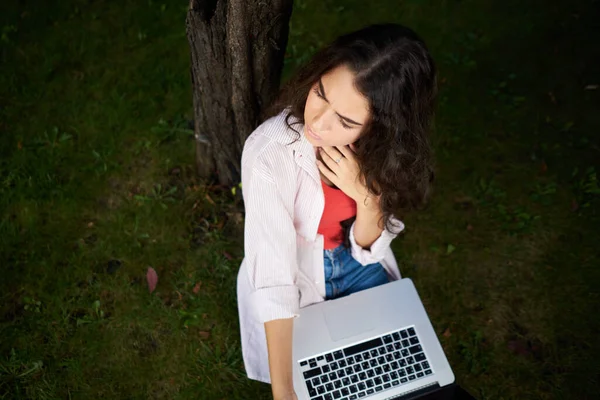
left=193, top=281, right=202, bottom=294
left=146, top=267, right=158, bottom=294
left=198, top=331, right=210, bottom=339
left=223, top=252, right=233, bottom=260
left=443, top=328, right=452, bottom=338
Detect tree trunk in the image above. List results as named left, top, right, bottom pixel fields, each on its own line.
left=186, top=0, right=294, bottom=186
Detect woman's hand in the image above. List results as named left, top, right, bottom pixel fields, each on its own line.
left=316, top=144, right=380, bottom=208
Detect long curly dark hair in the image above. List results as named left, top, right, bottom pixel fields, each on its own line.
left=264, top=23, right=437, bottom=247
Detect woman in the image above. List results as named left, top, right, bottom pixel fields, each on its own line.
left=236, top=23, right=437, bottom=400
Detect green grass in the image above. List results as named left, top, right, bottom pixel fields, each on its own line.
left=1, top=0, right=599, bottom=398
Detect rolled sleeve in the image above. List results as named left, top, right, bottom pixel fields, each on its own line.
left=242, top=149, right=300, bottom=323
left=349, top=215, right=405, bottom=265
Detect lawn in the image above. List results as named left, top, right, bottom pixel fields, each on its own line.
left=1, top=0, right=599, bottom=399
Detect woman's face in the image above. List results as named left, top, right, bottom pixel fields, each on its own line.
left=303, top=65, right=370, bottom=148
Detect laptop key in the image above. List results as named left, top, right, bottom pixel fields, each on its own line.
left=375, top=385, right=383, bottom=392
left=350, top=395, right=358, bottom=400
left=331, top=362, right=339, bottom=370
left=409, top=374, right=416, bottom=381
left=394, top=342, right=402, bottom=350
left=342, top=378, right=350, bottom=386
left=323, top=365, right=330, bottom=373
left=374, top=377, right=382, bottom=385
left=410, top=337, right=420, bottom=345
left=399, top=369, right=407, bottom=377
left=326, top=383, right=334, bottom=391
left=409, top=345, right=422, bottom=355
left=414, top=364, right=422, bottom=372
left=358, top=392, right=366, bottom=398
left=407, top=356, right=415, bottom=365
left=424, top=369, right=432, bottom=375
left=383, top=335, right=393, bottom=344
left=382, top=374, right=390, bottom=382
left=378, top=347, right=386, bottom=355
left=370, top=350, right=378, bottom=357
left=375, top=367, right=382, bottom=375
left=390, top=371, right=398, bottom=379
left=386, top=354, right=393, bottom=362
left=312, top=396, right=322, bottom=400
left=304, top=367, right=322, bottom=379
left=362, top=362, right=369, bottom=370
left=400, top=377, right=408, bottom=383
left=326, top=354, right=334, bottom=362
left=329, top=372, right=337, bottom=381
left=312, top=378, right=320, bottom=386
left=391, top=362, right=399, bottom=370
left=422, top=361, right=430, bottom=369
left=350, top=374, right=358, bottom=383
left=386, top=344, right=394, bottom=352
left=310, top=360, right=318, bottom=368
left=406, top=366, right=414, bottom=374
left=334, top=351, right=344, bottom=360
left=384, top=383, right=391, bottom=389
left=400, top=330, right=408, bottom=339
left=337, top=369, right=346, bottom=378
left=358, top=382, right=366, bottom=390
left=301, top=360, right=308, bottom=367
left=366, top=388, right=375, bottom=395
left=318, top=355, right=325, bottom=361
left=334, top=379, right=342, bottom=389
left=325, top=394, right=333, bottom=400
left=345, top=367, right=353, bottom=375
left=318, top=385, right=326, bottom=394
left=353, top=365, right=361, bottom=373
left=415, top=353, right=426, bottom=362
left=417, top=372, right=424, bottom=378
left=350, top=384, right=358, bottom=393
left=333, top=390, right=341, bottom=399
left=393, top=332, right=401, bottom=341
left=401, top=339, right=410, bottom=347
left=369, top=359, right=377, bottom=368
left=347, top=357, right=355, bottom=365
left=408, top=327, right=416, bottom=336
left=377, top=356, right=385, bottom=365
left=399, top=359, right=407, bottom=367
left=367, top=369, right=375, bottom=378
left=359, top=372, right=367, bottom=380
left=401, top=349, right=410, bottom=357
left=366, top=379, right=374, bottom=388
left=392, top=380, right=399, bottom=386
left=341, top=388, right=350, bottom=396
left=309, top=388, right=317, bottom=397
left=339, top=359, right=347, bottom=368
left=393, top=351, right=401, bottom=359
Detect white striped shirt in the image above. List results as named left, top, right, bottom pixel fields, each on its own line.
left=236, top=110, right=404, bottom=383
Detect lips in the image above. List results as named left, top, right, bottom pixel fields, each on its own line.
left=306, top=125, right=322, bottom=140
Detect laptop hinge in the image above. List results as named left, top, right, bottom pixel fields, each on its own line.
left=384, top=382, right=441, bottom=400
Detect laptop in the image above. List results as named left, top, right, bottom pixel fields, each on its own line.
left=293, top=278, right=455, bottom=400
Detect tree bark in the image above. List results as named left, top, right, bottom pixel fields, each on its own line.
left=186, top=0, right=293, bottom=185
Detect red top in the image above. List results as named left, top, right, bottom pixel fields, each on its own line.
left=317, top=180, right=357, bottom=249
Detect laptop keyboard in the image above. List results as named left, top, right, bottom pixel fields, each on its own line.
left=299, top=326, right=432, bottom=400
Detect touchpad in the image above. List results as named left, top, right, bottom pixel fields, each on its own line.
left=323, top=295, right=376, bottom=341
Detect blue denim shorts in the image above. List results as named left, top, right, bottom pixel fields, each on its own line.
left=323, top=243, right=389, bottom=300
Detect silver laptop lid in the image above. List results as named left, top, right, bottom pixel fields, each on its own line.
left=293, top=278, right=454, bottom=400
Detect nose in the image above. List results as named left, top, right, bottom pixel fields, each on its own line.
left=312, top=106, right=332, bottom=133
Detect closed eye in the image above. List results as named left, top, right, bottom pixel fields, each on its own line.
left=312, top=87, right=354, bottom=130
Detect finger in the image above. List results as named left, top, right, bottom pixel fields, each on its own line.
left=316, top=160, right=338, bottom=183
left=336, top=145, right=356, bottom=162
left=319, top=147, right=340, bottom=168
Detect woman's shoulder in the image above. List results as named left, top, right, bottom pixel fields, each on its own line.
left=242, top=109, right=301, bottom=176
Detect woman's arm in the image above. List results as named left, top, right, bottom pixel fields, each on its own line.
left=265, top=318, right=297, bottom=400
left=352, top=197, right=384, bottom=249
